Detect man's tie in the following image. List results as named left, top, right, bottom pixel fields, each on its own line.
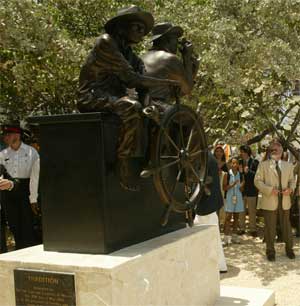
left=275, top=161, right=283, bottom=206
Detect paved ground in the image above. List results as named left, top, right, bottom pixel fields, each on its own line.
left=220, top=232, right=300, bottom=306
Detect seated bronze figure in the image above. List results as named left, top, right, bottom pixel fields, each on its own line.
left=78, top=7, right=207, bottom=226
left=78, top=6, right=177, bottom=191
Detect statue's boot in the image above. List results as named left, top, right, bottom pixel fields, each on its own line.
left=118, top=159, right=140, bottom=192
left=185, top=209, right=195, bottom=227
left=140, top=166, right=153, bottom=178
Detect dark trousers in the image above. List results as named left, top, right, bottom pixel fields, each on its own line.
left=263, top=204, right=293, bottom=255
left=0, top=207, right=7, bottom=253
left=2, top=179, right=35, bottom=250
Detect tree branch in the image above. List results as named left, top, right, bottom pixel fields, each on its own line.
left=254, top=105, right=300, bottom=161
left=286, top=107, right=300, bottom=144
left=246, top=126, right=275, bottom=145
left=246, top=104, right=295, bottom=145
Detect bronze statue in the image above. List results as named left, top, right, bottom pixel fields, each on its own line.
left=77, top=9, right=207, bottom=226
left=78, top=6, right=177, bottom=191
left=141, top=23, right=209, bottom=208
left=142, top=22, right=199, bottom=108
left=141, top=22, right=201, bottom=175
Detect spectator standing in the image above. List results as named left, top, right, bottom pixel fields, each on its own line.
left=213, top=144, right=228, bottom=172
left=223, top=157, right=245, bottom=245
left=238, top=145, right=259, bottom=236
left=195, top=152, right=227, bottom=273
left=0, top=123, right=40, bottom=250
left=254, top=140, right=295, bottom=261
left=213, top=145, right=227, bottom=229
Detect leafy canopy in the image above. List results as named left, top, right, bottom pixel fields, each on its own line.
left=1, top=0, right=299, bottom=146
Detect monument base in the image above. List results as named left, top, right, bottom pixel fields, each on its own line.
left=0, top=226, right=219, bottom=306
left=216, top=286, right=275, bottom=306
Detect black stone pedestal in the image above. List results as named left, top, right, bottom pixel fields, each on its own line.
left=29, top=113, right=185, bottom=254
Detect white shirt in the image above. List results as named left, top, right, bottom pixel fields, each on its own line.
left=0, top=142, right=40, bottom=203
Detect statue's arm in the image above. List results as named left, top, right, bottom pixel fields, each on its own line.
left=94, top=36, right=178, bottom=89
left=165, top=55, right=195, bottom=95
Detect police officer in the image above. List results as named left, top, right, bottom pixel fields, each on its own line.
left=0, top=123, right=40, bottom=249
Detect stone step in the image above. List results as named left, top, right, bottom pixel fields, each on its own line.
left=216, top=285, right=275, bottom=306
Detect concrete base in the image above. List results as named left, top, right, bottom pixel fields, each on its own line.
left=0, top=225, right=220, bottom=306
left=216, top=286, right=275, bottom=306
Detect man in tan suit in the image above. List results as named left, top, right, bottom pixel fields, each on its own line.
left=254, top=140, right=296, bottom=261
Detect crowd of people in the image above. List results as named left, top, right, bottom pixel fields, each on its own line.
left=0, top=122, right=299, bottom=273
left=208, top=140, right=300, bottom=268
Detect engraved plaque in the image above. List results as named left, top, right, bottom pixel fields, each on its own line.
left=14, top=269, right=76, bottom=306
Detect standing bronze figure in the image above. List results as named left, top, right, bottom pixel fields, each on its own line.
left=140, top=23, right=207, bottom=225
left=142, top=22, right=199, bottom=107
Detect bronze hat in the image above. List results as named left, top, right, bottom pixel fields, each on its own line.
left=151, top=22, right=183, bottom=41
left=104, top=5, right=154, bottom=35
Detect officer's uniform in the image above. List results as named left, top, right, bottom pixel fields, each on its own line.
left=0, top=201, right=7, bottom=253
left=0, top=165, right=18, bottom=253
left=0, top=137, right=39, bottom=250
left=0, top=142, right=7, bottom=252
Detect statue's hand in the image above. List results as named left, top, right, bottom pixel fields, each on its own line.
left=180, top=39, right=193, bottom=57
left=191, top=56, right=200, bottom=78
left=166, top=79, right=180, bottom=86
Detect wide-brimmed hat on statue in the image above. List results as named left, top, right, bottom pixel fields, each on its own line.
left=151, top=22, right=183, bottom=42
left=104, top=5, right=154, bottom=35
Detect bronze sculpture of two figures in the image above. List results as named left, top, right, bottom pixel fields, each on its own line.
left=78, top=5, right=205, bottom=220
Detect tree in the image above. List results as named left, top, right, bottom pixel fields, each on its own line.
left=192, top=0, right=300, bottom=145
left=0, top=0, right=85, bottom=118
left=0, top=0, right=299, bottom=153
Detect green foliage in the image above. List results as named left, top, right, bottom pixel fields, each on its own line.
left=45, top=0, right=128, bottom=40
left=0, top=0, right=299, bottom=146
left=0, top=0, right=86, bottom=118
left=194, top=0, right=300, bottom=142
